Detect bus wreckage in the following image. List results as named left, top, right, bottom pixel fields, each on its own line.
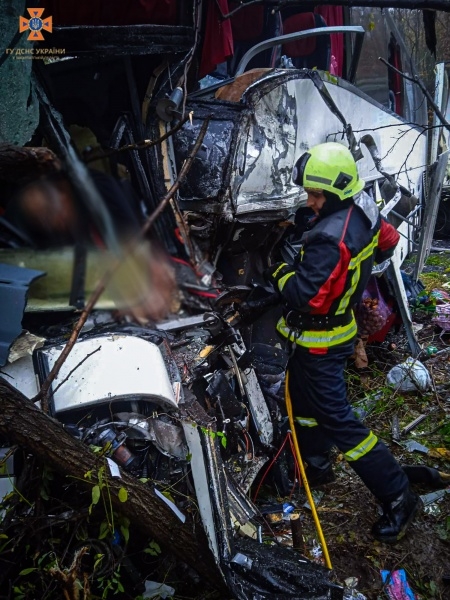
left=1, top=1, right=449, bottom=598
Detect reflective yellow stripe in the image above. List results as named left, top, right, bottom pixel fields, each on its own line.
left=295, top=416, right=318, bottom=427
left=278, top=271, right=295, bottom=291
left=276, top=315, right=357, bottom=348
left=336, top=232, right=379, bottom=315
left=348, top=233, right=379, bottom=269
left=345, top=432, right=378, bottom=461
left=272, top=263, right=288, bottom=278
left=337, top=263, right=360, bottom=314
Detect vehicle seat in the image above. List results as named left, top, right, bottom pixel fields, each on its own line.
left=228, top=3, right=282, bottom=76
left=282, top=13, right=331, bottom=71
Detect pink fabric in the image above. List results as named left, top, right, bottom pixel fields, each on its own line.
left=314, top=5, right=344, bottom=76
left=199, top=0, right=233, bottom=78
left=282, top=13, right=317, bottom=56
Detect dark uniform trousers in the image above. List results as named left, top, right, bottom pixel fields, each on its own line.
left=288, top=343, right=409, bottom=503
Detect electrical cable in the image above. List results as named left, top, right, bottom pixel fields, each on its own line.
left=288, top=432, right=301, bottom=500
left=252, top=432, right=290, bottom=502
left=285, top=371, right=332, bottom=570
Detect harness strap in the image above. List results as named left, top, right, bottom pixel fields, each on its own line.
left=285, top=310, right=352, bottom=331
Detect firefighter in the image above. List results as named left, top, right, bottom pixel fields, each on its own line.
left=265, top=142, right=421, bottom=543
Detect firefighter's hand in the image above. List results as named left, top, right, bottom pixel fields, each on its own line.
left=263, top=262, right=295, bottom=291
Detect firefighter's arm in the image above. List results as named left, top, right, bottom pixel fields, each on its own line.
left=265, top=239, right=346, bottom=311
left=375, top=218, right=400, bottom=264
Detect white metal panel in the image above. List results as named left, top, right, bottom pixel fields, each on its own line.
left=0, top=355, right=38, bottom=399
left=182, top=423, right=220, bottom=562
left=232, top=73, right=427, bottom=215
left=42, top=335, right=178, bottom=413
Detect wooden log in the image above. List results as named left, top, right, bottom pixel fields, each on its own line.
left=0, top=145, right=62, bottom=184
left=290, top=513, right=304, bottom=552
left=0, top=378, right=225, bottom=591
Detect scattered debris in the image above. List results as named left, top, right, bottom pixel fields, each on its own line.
left=142, top=580, right=176, bottom=599
left=343, top=577, right=367, bottom=600
left=381, top=569, right=417, bottom=600
left=386, top=357, right=432, bottom=392
left=404, top=440, right=430, bottom=454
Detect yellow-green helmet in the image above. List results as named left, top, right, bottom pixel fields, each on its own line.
left=292, top=142, right=365, bottom=200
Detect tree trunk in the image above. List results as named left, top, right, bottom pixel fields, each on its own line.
left=0, top=144, right=62, bottom=183
left=0, top=379, right=225, bottom=591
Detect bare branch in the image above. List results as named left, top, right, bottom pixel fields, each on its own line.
left=379, top=57, right=450, bottom=132
left=51, top=346, right=102, bottom=396
left=85, top=114, right=190, bottom=164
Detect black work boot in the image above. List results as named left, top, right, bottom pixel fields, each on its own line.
left=371, top=488, right=422, bottom=543
left=305, top=452, right=336, bottom=488
left=306, top=465, right=336, bottom=489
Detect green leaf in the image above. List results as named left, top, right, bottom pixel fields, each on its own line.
left=120, top=524, right=130, bottom=545
left=143, top=539, right=161, bottom=556
left=93, top=553, right=105, bottom=571
left=40, top=487, right=49, bottom=501
left=18, top=567, right=37, bottom=576
left=162, top=490, right=175, bottom=503
left=118, top=488, right=128, bottom=503
left=98, top=520, right=110, bottom=540
left=148, top=540, right=161, bottom=554
left=91, top=485, right=101, bottom=506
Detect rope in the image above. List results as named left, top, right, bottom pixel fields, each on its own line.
left=285, top=371, right=333, bottom=570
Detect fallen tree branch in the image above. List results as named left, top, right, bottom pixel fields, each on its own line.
left=84, top=114, right=191, bottom=164
left=34, top=118, right=210, bottom=410
left=0, top=379, right=225, bottom=590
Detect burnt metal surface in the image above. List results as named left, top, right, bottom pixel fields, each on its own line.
left=172, top=100, right=243, bottom=208
left=227, top=537, right=342, bottom=600
left=36, top=25, right=194, bottom=57
left=0, top=263, right=45, bottom=366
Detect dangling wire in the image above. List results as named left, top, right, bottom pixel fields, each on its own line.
left=252, top=432, right=290, bottom=502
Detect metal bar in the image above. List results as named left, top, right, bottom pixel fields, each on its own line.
left=413, top=150, right=450, bottom=280
left=387, top=261, right=421, bottom=357
left=347, top=27, right=364, bottom=84
left=235, top=26, right=365, bottom=77
left=401, top=414, right=427, bottom=436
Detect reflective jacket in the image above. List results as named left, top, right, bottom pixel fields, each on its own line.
left=275, top=192, right=399, bottom=353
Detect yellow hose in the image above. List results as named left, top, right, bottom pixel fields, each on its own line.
left=285, top=371, right=333, bottom=570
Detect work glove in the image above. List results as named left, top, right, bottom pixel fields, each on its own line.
left=263, top=262, right=295, bottom=292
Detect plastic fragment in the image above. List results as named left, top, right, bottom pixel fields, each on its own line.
left=231, top=552, right=253, bottom=569
left=381, top=569, right=417, bottom=600
left=404, top=440, right=429, bottom=454
left=420, top=489, right=448, bottom=506
left=386, top=358, right=431, bottom=392
left=142, top=580, right=176, bottom=599
left=343, top=576, right=367, bottom=600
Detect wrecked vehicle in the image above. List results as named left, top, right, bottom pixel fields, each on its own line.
left=1, top=1, right=450, bottom=598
